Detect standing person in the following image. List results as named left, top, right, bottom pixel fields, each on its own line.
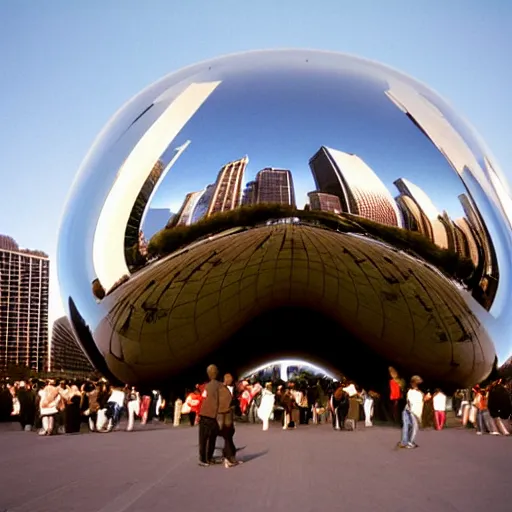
left=421, top=391, right=435, bottom=429
left=139, top=390, right=152, bottom=425
left=198, top=365, right=222, bottom=467
left=488, top=379, right=511, bottom=436
left=17, top=381, right=36, bottom=431
left=257, top=382, right=275, bottom=431
left=218, top=374, right=241, bottom=467
left=105, top=386, right=125, bottom=432
left=183, top=388, right=202, bottom=426
left=389, top=367, right=404, bottom=425
left=330, top=383, right=346, bottom=430
left=362, top=389, right=375, bottom=427
left=397, top=375, right=424, bottom=449
left=126, top=386, right=140, bottom=432
left=65, top=384, right=82, bottom=434
left=39, top=381, right=61, bottom=436
left=473, top=387, right=500, bottom=435
left=433, top=389, right=447, bottom=430
left=85, top=382, right=100, bottom=432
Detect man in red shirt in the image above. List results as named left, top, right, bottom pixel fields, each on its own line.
left=389, top=367, right=404, bottom=424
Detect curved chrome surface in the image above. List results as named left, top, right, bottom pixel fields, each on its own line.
left=58, top=49, right=512, bottom=387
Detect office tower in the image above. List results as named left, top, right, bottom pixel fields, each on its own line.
left=125, top=159, right=165, bottom=249
left=188, top=184, right=215, bottom=223
left=242, top=181, right=258, bottom=206
left=254, top=168, right=296, bottom=207
left=0, top=238, right=49, bottom=372
left=142, top=208, right=173, bottom=239
left=459, top=193, right=498, bottom=277
left=394, top=178, right=449, bottom=249
left=125, top=140, right=191, bottom=249
left=175, top=191, right=204, bottom=226
left=309, top=146, right=402, bottom=227
left=207, top=156, right=249, bottom=216
left=453, top=218, right=480, bottom=267
left=49, top=316, right=94, bottom=374
left=308, top=192, right=342, bottom=213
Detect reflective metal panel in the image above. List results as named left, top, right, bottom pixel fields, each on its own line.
left=58, top=50, right=512, bottom=387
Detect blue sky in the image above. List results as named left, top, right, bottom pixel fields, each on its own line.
left=0, top=0, right=511, bottom=323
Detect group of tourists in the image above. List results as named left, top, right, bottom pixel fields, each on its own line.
left=0, top=378, right=165, bottom=435
left=1, top=365, right=511, bottom=467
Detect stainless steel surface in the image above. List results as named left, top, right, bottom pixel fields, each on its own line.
left=57, top=49, right=512, bottom=387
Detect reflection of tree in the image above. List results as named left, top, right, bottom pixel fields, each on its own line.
left=147, top=203, right=475, bottom=284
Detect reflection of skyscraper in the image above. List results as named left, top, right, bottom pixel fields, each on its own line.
left=125, top=141, right=191, bottom=250
left=49, top=316, right=94, bottom=373
left=308, top=192, right=342, bottom=213
left=255, top=168, right=296, bottom=207
left=309, top=146, right=402, bottom=227
left=394, top=178, right=448, bottom=249
left=191, top=184, right=215, bottom=223
left=175, top=191, right=204, bottom=226
left=459, top=193, right=498, bottom=278
left=453, top=218, right=479, bottom=267
left=0, top=240, right=49, bottom=372
left=242, top=181, right=257, bottom=206
left=207, top=156, right=248, bottom=216
left=125, top=159, right=165, bottom=248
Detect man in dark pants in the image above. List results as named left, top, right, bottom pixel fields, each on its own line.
left=198, top=365, right=222, bottom=466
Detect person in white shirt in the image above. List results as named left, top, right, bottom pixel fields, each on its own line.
left=257, top=383, right=275, bottom=431
left=106, top=387, right=125, bottom=432
left=433, top=389, right=447, bottom=430
left=397, top=375, right=423, bottom=449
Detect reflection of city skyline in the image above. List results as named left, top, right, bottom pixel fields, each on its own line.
left=138, top=144, right=496, bottom=292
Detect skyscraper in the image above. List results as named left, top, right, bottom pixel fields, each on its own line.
left=175, top=191, right=204, bottom=226
left=242, top=181, right=258, bottom=206
left=207, top=156, right=249, bottom=216
left=394, top=178, right=449, bottom=249
left=191, top=184, right=215, bottom=223
left=254, top=168, right=296, bottom=207
left=0, top=237, right=49, bottom=372
left=309, top=146, right=402, bottom=227
left=459, top=193, right=498, bottom=278
left=125, top=159, right=165, bottom=249
left=307, top=192, right=342, bottom=213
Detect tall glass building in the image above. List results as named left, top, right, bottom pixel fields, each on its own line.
left=0, top=235, right=50, bottom=372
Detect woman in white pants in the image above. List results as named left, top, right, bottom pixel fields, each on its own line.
left=126, top=387, right=140, bottom=431
left=362, top=390, right=374, bottom=427
left=257, top=383, right=275, bottom=431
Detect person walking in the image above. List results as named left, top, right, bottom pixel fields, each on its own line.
left=198, top=365, right=222, bottom=466
left=433, top=389, right=447, bottom=430
left=397, top=375, right=423, bottom=449
left=257, top=382, right=275, bottom=431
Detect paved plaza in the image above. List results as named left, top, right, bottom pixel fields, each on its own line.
left=0, top=422, right=509, bottom=512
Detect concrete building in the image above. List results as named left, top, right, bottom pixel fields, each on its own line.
left=0, top=236, right=49, bottom=372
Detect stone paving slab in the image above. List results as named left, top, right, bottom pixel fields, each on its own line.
left=0, top=422, right=510, bottom=512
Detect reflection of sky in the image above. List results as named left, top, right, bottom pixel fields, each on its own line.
left=149, top=67, right=467, bottom=221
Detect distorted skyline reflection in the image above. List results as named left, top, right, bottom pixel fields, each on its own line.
left=58, top=50, right=512, bottom=387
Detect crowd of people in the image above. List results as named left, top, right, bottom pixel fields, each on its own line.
left=0, top=379, right=166, bottom=435
left=1, top=365, right=511, bottom=466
